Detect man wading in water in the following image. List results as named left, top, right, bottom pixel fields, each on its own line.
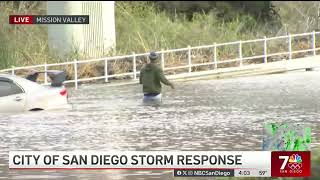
left=139, top=52, right=175, bottom=104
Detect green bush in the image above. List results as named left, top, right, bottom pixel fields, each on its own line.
left=115, top=1, right=261, bottom=54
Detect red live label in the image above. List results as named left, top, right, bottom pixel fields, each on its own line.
left=9, top=15, right=33, bottom=24
left=271, top=151, right=311, bottom=177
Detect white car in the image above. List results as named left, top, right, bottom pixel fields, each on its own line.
left=0, top=71, right=71, bottom=113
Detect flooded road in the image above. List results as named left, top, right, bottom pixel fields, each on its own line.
left=1, top=70, right=320, bottom=179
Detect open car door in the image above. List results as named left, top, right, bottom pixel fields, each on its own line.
left=26, top=70, right=67, bottom=87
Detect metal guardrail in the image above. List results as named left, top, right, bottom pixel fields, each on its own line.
left=1, top=31, right=320, bottom=89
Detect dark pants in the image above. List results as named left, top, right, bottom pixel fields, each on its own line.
left=143, top=93, right=162, bottom=105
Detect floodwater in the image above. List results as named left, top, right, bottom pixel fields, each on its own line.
left=1, top=70, right=320, bottom=179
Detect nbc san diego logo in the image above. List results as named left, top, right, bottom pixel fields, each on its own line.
left=288, top=154, right=303, bottom=173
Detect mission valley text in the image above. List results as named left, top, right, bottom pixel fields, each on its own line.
left=35, top=15, right=89, bottom=24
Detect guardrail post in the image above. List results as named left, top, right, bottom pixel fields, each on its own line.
left=74, top=59, right=78, bottom=89
left=11, top=66, right=15, bottom=75
left=312, top=31, right=316, bottom=56
left=214, top=43, right=217, bottom=69
left=264, top=36, right=268, bottom=63
left=161, top=49, right=165, bottom=70
left=44, top=62, right=48, bottom=84
left=132, top=52, right=137, bottom=80
left=104, top=59, right=108, bottom=82
left=288, top=33, right=292, bottom=60
left=239, top=40, right=243, bottom=66
left=188, top=45, right=192, bottom=73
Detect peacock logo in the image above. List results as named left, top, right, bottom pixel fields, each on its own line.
left=288, top=154, right=302, bottom=170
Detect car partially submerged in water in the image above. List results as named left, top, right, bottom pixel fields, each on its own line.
left=0, top=70, right=71, bottom=113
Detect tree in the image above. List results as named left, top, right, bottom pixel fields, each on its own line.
left=154, top=1, right=280, bottom=23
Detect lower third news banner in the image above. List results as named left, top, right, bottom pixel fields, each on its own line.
left=8, top=151, right=311, bottom=177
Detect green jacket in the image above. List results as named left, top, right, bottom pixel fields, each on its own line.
left=139, top=63, right=172, bottom=94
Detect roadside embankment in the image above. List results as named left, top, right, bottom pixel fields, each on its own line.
left=97, top=55, right=320, bottom=88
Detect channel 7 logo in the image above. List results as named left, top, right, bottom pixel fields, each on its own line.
left=279, top=154, right=302, bottom=170
left=271, top=151, right=311, bottom=177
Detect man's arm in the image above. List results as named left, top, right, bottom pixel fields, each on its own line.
left=139, top=68, right=143, bottom=84
left=158, top=68, right=174, bottom=89
left=139, top=72, right=143, bottom=84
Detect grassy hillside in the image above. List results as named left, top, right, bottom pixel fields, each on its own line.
left=1, top=1, right=320, bottom=79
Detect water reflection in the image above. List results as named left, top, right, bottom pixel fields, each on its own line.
left=1, top=70, right=320, bottom=179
